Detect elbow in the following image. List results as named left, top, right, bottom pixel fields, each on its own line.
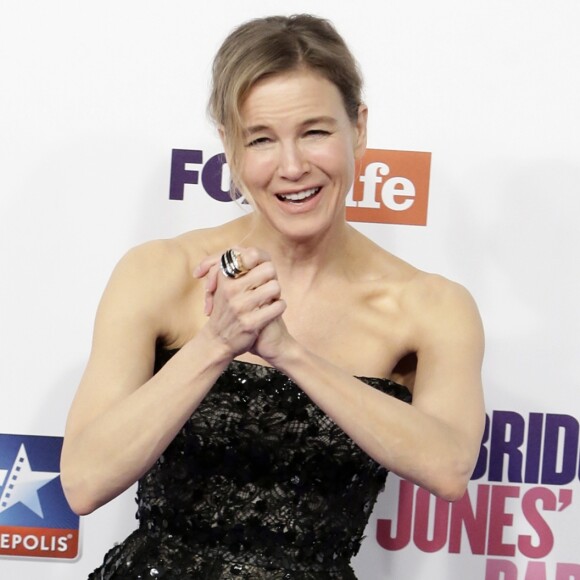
left=62, top=487, right=100, bottom=517
left=60, top=464, right=100, bottom=516
left=61, top=482, right=98, bottom=516
left=432, top=476, right=470, bottom=502
left=425, top=455, right=475, bottom=502
left=68, top=501, right=96, bottom=517
left=430, top=437, right=481, bottom=502
left=60, top=438, right=110, bottom=515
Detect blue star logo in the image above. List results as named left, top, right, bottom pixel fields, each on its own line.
left=0, top=434, right=80, bottom=560
left=0, top=443, right=59, bottom=519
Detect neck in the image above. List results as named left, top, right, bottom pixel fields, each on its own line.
left=240, top=214, right=355, bottom=288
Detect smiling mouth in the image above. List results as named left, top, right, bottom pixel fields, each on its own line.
left=275, top=187, right=321, bottom=203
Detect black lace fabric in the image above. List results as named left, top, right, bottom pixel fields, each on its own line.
left=88, top=348, right=412, bottom=579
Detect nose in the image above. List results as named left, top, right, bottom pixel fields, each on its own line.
left=277, top=141, right=309, bottom=181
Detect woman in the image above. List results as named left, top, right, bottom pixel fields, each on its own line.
left=61, top=14, right=485, bottom=580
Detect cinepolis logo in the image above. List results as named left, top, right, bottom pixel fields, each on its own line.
left=0, top=434, right=79, bottom=560
left=168, top=148, right=431, bottom=226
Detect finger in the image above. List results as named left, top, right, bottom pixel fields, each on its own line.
left=212, top=274, right=281, bottom=323
left=235, top=247, right=272, bottom=271
left=193, top=253, right=220, bottom=279
left=204, top=264, right=220, bottom=316
left=241, top=278, right=282, bottom=312
left=214, top=259, right=280, bottom=314
left=205, top=263, right=220, bottom=293
left=243, top=298, right=287, bottom=331
left=195, top=246, right=273, bottom=280
left=204, top=288, right=213, bottom=317
left=198, top=247, right=278, bottom=318
left=231, top=261, right=279, bottom=293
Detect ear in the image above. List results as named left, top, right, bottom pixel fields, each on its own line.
left=353, top=104, right=368, bottom=160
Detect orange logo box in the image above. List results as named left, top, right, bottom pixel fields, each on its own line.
left=346, top=149, right=432, bottom=226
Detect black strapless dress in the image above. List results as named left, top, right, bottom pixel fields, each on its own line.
left=88, top=347, right=412, bottom=579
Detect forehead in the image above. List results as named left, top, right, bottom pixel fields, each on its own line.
left=240, top=69, right=348, bottom=127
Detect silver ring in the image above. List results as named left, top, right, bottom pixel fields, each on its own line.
left=220, top=249, right=248, bottom=279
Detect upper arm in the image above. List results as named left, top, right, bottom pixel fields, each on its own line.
left=63, top=240, right=190, bottom=442
left=406, top=275, right=485, bottom=455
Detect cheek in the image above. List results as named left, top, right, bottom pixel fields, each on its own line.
left=240, top=152, right=275, bottom=186
left=314, top=142, right=355, bottom=181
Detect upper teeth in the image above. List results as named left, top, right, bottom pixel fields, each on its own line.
left=280, top=187, right=319, bottom=201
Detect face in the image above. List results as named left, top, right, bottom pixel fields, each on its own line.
left=234, top=68, right=367, bottom=241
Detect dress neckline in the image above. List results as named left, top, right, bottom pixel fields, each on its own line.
left=155, top=344, right=411, bottom=395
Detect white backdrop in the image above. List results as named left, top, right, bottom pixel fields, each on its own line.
left=1, top=1, right=579, bottom=578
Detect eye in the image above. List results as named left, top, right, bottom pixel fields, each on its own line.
left=246, top=136, right=272, bottom=148
left=304, top=129, right=330, bottom=138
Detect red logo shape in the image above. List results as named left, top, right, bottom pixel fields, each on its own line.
left=346, top=149, right=431, bottom=225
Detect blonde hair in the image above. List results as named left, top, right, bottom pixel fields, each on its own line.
left=208, top=14, right=364, bottom=197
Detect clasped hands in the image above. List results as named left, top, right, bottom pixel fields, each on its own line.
left=193, top=247, right=291, bottom=363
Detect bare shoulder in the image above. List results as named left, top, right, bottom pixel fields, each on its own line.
left=99, top=221, right=247, bottom=339
left=97, top=231, right=213, bottom=334
left=404, top=270, right=478, bottom=311
left=107, top=237, right=197, bottom=304
left=171, top=216, right=253, bottom=259
left=401, top=269, right=484, bottom=351
left=109, top=223, right=232, bottom=295
left=349, top=230, right=480, bottom=324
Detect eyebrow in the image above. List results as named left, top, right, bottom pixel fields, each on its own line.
left=243, top=116, right=339, bottom=136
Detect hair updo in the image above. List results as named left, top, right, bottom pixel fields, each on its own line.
left=208, top=14, right=364, bottom=192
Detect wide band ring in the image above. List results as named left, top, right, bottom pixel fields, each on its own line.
left=220, top=249, right=249, bottom=279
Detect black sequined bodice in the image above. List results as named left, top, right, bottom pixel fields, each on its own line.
left=89, top=349, right=412, bottom=579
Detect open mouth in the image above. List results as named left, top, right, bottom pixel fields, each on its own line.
left=275, top=187, right=321, bottom=203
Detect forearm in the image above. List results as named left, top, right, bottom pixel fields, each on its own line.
left=61, top=333, right=231, bottom=515
left=271, top=343, right=479, bottom=501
